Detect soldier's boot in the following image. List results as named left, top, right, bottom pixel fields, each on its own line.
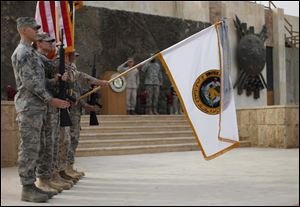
left=60, top=170, right=78, bottom=184
left=35, top=178, right=58, bottom=195
left=65, top=165, right=82, bottom=179
left=63, top=168, right=80, bottom=181
left=47, top=179, right=63, bottom=193
left=34, top=185, right=56, bottom=199
left=56, top=172, right=74, bottom=187
left=21, top=184, right=49, bottom=203
left=70, top=165, right=85, bottom=178
left=146, top=108, right=153, bottom=115
left=153, top=108, right=159, bottom=115
left=52, top=172, right=72, bottom=190
left=127, top=110, right=131, bottom=115
left=72, top=165, right=85, bottom=177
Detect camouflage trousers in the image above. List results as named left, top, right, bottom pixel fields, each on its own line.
left=57, top=106, right=81, bottom=170
left=50, top=110, right=60, bottom=173
left=16, top=109, right=47, bottom=185
left=57, top=126, right=71, bottom=171
left=36, top=105, right=59, bottom=179
left=145, top=85, right=160, bottom=109
left=67, top=107, right=81, bottom=165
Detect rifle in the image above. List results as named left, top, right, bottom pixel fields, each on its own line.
left=88, top=54, right=100, bottom=126
left=58, top=29, right=73, bottom=127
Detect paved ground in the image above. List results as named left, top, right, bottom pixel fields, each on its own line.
left=1, top=148, right=299, bottom=206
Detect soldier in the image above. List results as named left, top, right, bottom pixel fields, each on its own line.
left=169, top=85, right=182, bottom=115
left=11, top=17, right=70, bottom=203
left=141, top=57, right=163, bottom=114
left=117, top=57, right=140, bottom=114
left=34, top=32, right=72, bottom=193
left=58, top=51, right=109, bottom=182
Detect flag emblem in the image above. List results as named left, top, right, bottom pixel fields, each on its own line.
left=192, top=69, right=221, bottom=115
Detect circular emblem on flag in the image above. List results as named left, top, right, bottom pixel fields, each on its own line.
left=110, top=73, right=126, bottom=93
left=192, top=70, right=221, bottom=115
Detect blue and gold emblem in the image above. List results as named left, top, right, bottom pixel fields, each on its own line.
left=192, top=70, right=221, bottom=115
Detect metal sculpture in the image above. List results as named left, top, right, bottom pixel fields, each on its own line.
left=233, top=15, right=268, bottom=99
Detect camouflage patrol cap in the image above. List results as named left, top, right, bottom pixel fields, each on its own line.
left=16, top=17, right=41, bottom=30
left=37, top=32, right=55, bottom=42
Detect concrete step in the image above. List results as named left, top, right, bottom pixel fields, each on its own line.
left=80, top=125, right=192, bottom=133
left=239, top=140, right=251, bottom=147
left=77, top=115, right=250, bottom=157
left=79, top=131, right=195, bottom=140
left=80, top=120, right=188, bottom=127
left=75, top=143, right=199, bottom=157
left=80, top=115, right=187, bottom=121
left=78, top=137, right=197, bottom=148
left=239, top=136, right=250, bottom=141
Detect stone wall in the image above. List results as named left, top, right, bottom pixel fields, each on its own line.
left=83, top=1, right=210, bottom=22
left=237, top=105, right=299, bottom=148
left=1, top=101, right=19, bottom=167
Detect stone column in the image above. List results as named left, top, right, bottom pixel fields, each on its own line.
left=272, top=8, right=286, bottom=105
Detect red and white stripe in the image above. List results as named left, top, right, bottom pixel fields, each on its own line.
left=35, top=1, right=74, bottom=53
left=35, top=1, right=56, bottom=41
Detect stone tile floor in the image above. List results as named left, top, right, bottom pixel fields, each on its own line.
left=1, top=148, right=299, bottom=206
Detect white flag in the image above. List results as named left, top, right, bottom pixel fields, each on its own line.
left=157, top=22, right=239, bottom=160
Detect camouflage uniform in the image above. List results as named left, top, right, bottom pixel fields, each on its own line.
left=11, top=40, right=52, bottom=185
left=67, top=82, right=85, bottom=166
left=141, top=61, right=163, bottom=111
left=58, top=63, right=98, bottom=170
left=35, top=53, right=60, bottom=180
left=117, top=63, right=139, bottom=112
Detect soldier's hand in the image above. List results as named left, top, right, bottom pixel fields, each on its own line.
left=95, top=80, right=109, bottom=87
left=84, top=104, right=98, bottom=112
left=54, top=72, right=68, bottom=82
left=49, top=98, right=70, bottom=109
left=56, top=41, right=62, bottom=47
left=61, top=72, right=68, bottom=81
left=54, top=74, right=60, bottom=82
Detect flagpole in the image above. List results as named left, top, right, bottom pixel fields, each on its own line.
left=77, top=54, right=158, bottom=101
left=55, top=1, right=59, bottom=42
left=72, top=1, right=75, bottom=50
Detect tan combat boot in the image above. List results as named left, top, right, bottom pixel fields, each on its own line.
left=47, top=178, right=63, bottom=193
left=52, top=171, right=72, bottom=190
left=60, top=170, right=78, bottom=184
left=35, top=178, right=58, bottom=195
left=72, top=165, right=85, bottom=177
left=65, top=165, right=82, bottom=179
left=70, top=165, right=85, bottom=178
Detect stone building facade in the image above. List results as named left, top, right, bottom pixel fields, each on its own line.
left=1, top=1, right=299, bottom=109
